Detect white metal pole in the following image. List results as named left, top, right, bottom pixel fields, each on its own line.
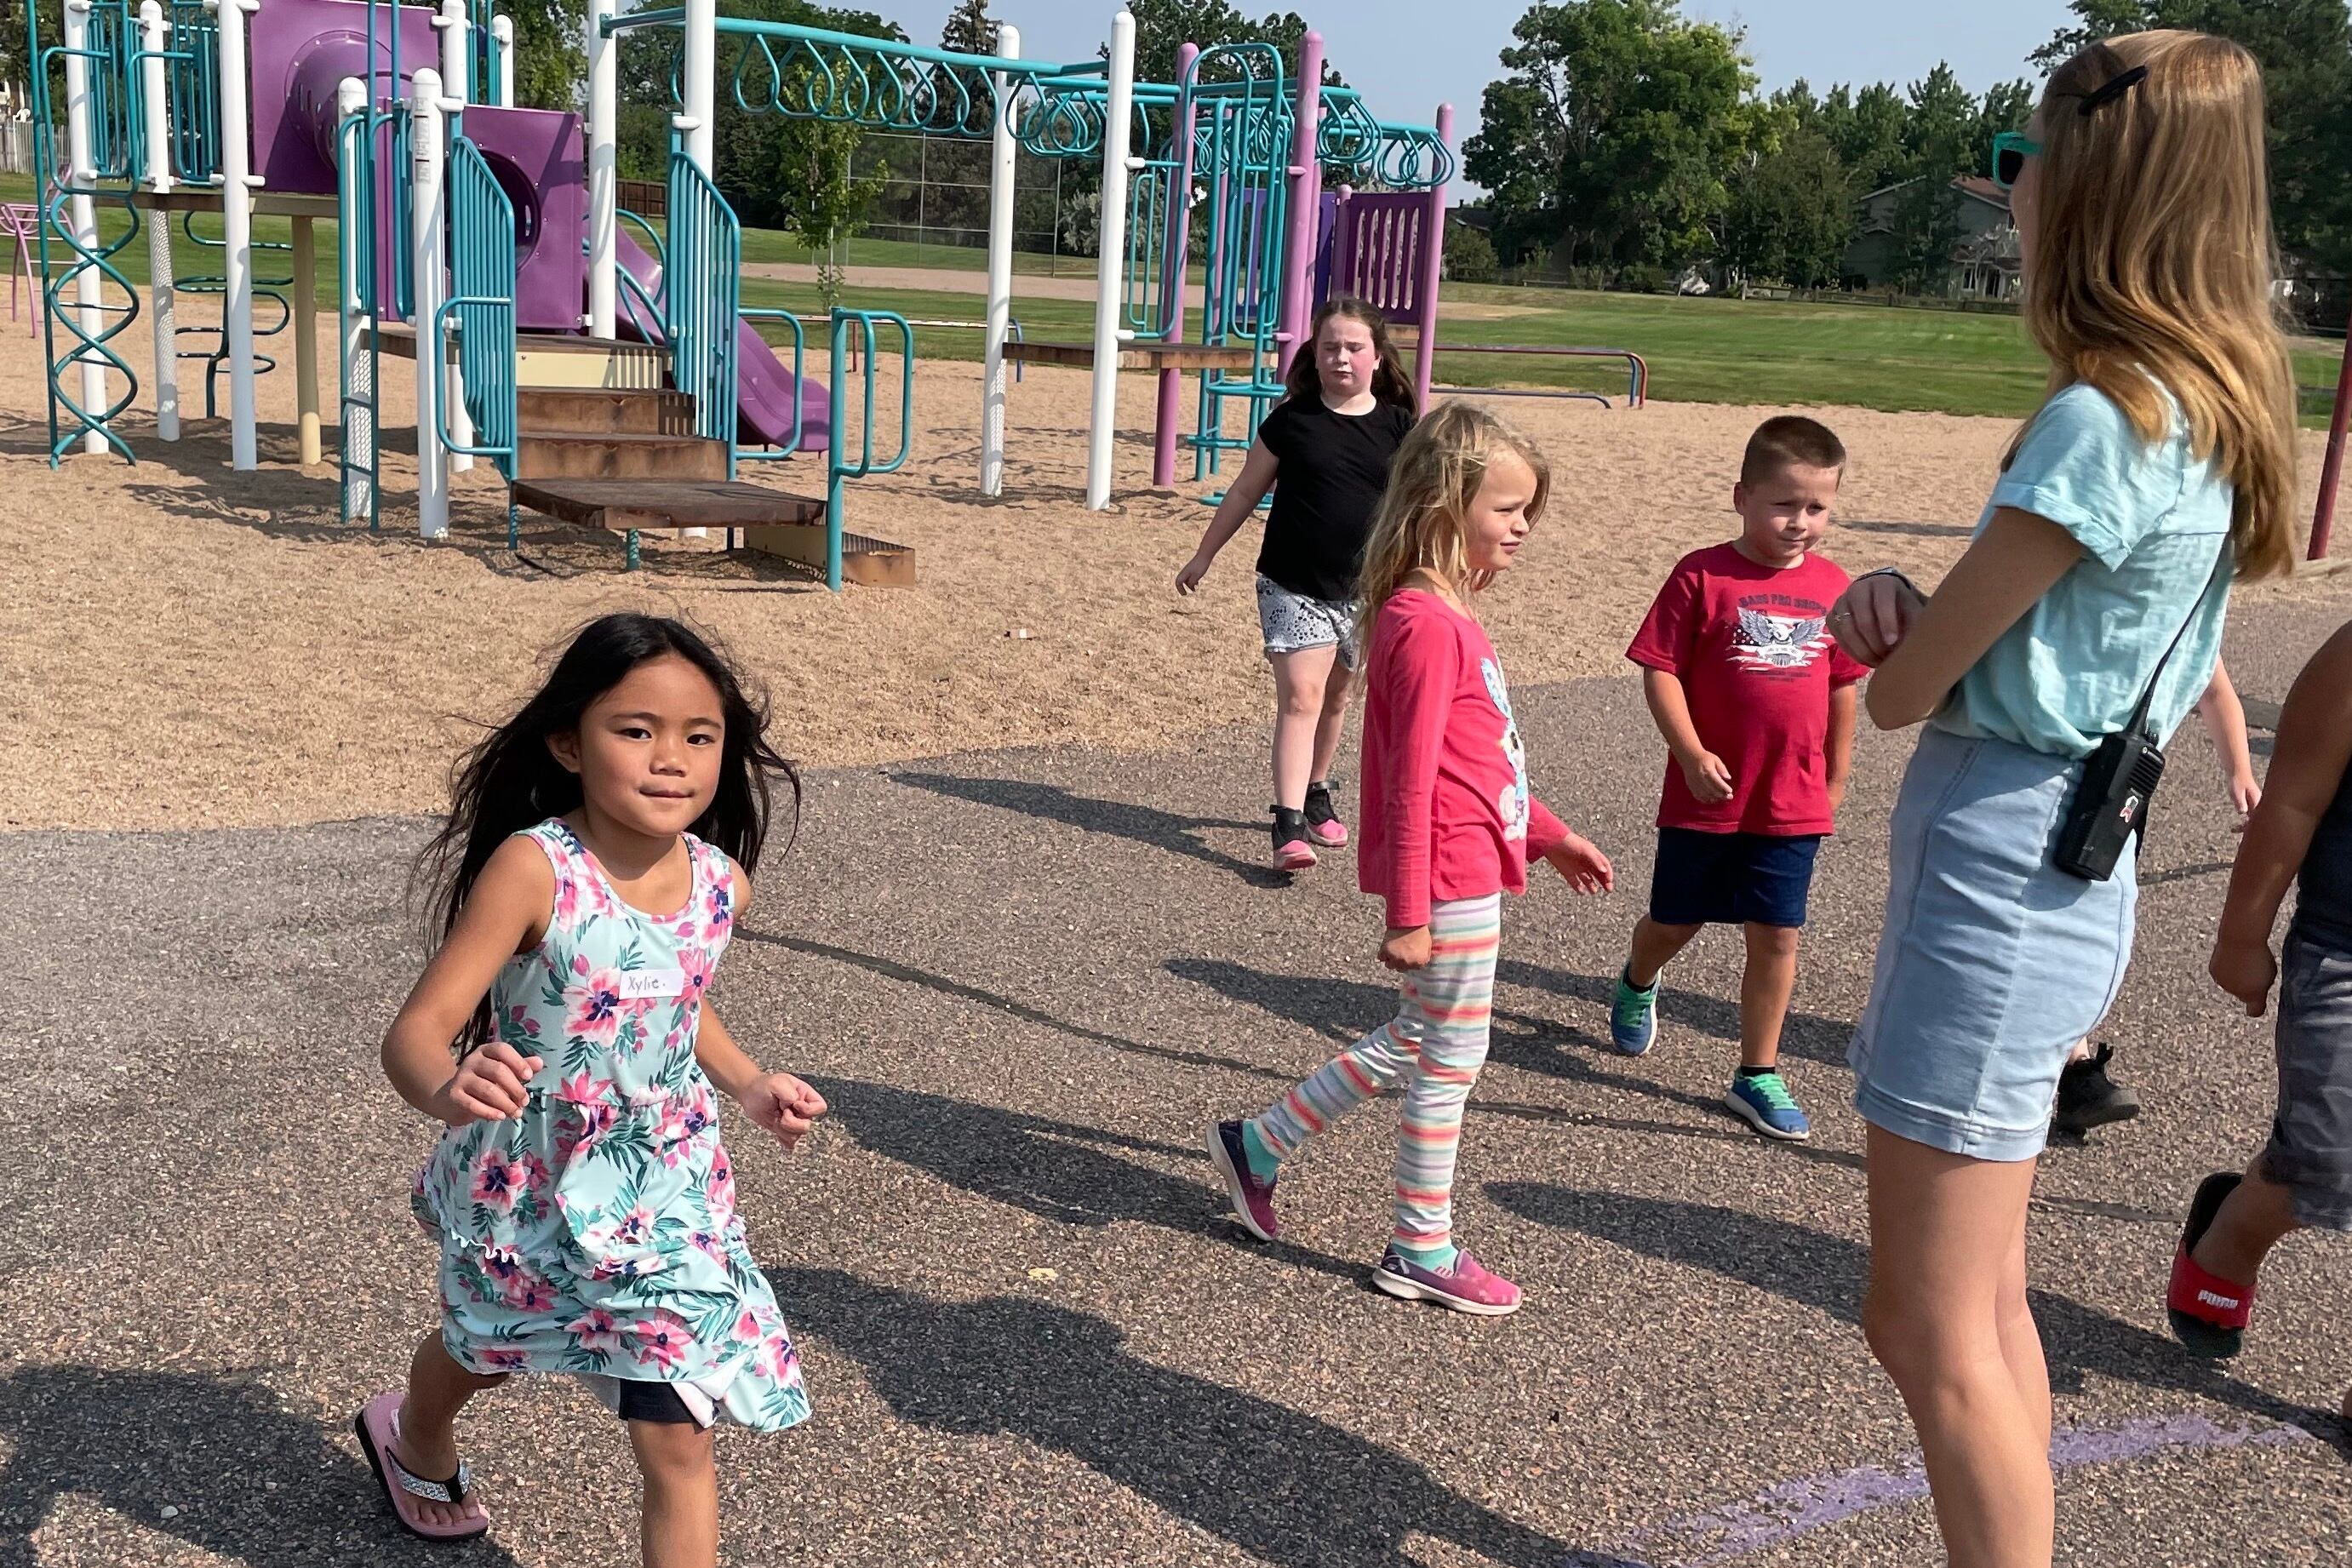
left=979, top=21, right=1018, bottom=497
left=1084, top=9, right=1135, bottom=512
left=137, top=0, right=179, bottom=441
left=434, top=0, right=472, bottom=472
left=60, top=0, right=106, bottom=455
left=337, top=74, right=374, bottom=521
left=587, top=0, right=615, bottom=335
left=217, top=0, right=259, bottom=468
left=683, top=0, right=714, bottom=175
left=412, top=67, right=449, bottom=538
left=490, top=14, right=512, bottom=107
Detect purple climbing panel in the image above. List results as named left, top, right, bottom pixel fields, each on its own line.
left=1324, top=192, right=1428, bottom=320
left=249, top=0, right=433, bottom=196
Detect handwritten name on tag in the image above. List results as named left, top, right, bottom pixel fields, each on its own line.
left=616, top=969, right=686, bottom=1001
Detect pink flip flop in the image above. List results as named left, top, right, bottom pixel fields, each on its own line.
left=355, top=1391, right=489, bottom=1542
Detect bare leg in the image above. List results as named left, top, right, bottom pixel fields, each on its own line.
left=631, top=1418, right=719, bottom=1568
left=1308, top=658, right=1354, bottom=787
left=1862, top=1124, right=2052, bottom=1568
left=1994, top=1192, right=2051, bottom=1460
left=2192, top=1159, right=2302, bottom=1283
left=1268, top=645, right=1338, bottom=811
left=1738, top=923, right=1801, bottom=1072
left=394, top=1333, right=506, bottom=1532
left=1627, top=918, right=1702, bottom=988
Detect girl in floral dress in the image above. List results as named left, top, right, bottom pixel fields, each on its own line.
left=360, top=614, right=827, bottom=1564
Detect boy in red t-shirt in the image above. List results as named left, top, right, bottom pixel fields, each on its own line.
left=1608, top=416, right=1868, bottom=1141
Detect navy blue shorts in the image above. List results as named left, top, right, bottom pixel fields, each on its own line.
left=1648, top=828, right=1822, bottom=928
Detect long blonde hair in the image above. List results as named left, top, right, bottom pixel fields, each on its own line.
left=1356, top=401, right=1550, bottom=632
left=2017, top=30, right=2299, bottom=580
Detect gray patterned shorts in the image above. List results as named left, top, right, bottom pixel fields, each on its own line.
left=2260, top=927, right=2352, bottom=1230
left=1255, top=575, right=1360, bottom=669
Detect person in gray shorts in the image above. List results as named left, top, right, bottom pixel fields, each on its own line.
left=2172, top=619, right=2352, bottom=1368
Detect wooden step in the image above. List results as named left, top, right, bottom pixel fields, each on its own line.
left=519, top=386, right=698, bottom=436
left=515, top=431, right=729, bottom=482
left=511, top=479, right=914, bottom=587
left=370, top=323, right=667, bottom=389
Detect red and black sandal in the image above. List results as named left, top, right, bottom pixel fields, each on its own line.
left=2166, top=1171, right=2256, bottom=1359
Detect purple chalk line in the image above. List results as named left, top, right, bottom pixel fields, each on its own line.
left=1567, top=1412, right=2315, bottom=1568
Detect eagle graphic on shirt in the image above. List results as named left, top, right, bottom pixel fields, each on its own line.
left=1731, top=607, right=1833, bottom=672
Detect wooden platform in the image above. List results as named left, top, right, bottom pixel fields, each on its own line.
left=129, top=187, right=338, bottom=220
left=1003, top=338, right=1258, bottom=372
left=512, top=478, right=826, bottom=532
left=509, top=478, right=916, bottom=587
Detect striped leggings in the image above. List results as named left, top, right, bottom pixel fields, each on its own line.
left=1250, top=894, right=1502, bottom=1251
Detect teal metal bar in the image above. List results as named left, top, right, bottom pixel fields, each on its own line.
left=336, top=102, right=382, bottom=530
left=824, top=307, right=911, bottom=592
left=666, top=150, right=741, bottom=480
left=735, top=306, right=807, bottom=461
left=438, top=135, right=518, bottom=493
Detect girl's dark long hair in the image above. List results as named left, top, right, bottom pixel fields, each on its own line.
left=1283, top=295, right=1417, bottom=413
left=415, top=614, right=800, bottom=992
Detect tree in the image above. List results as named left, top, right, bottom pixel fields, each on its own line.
left=1721, top=126, right=1853, bottom=288
left=1446, top=222, right=1500, bottom=283
left=504, top=0, right=585, bottom=110
left=1119, top=0, right=1343, bottom=89
left=940, top=0, right=996, bottom=55
left=1817, top=82, right=1908, bottom=194
left=1462, top=0, right=1753, bottom=277
left=2034, top=0, right=2352, bottom=277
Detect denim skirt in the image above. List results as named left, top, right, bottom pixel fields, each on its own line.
left=1848, top=725, right=2138, bottom=1161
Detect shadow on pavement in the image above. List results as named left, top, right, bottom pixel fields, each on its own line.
left=890, top=772, right=1286, bottom=886
left=1496, top=958, right=1853, bottom=1067
left=0, top=1366, right=524, bottom=1567
left=770, top=1267, right=1621, bottom=1568
left=1489, top=1184, right=2348, bottom=1445
left=809, top=1076, right=1360, bottom=1284
left=749, top=932, right=1295, bottom=1083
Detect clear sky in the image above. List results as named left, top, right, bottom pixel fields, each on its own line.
left=888, top=1, right=2080, bottom=190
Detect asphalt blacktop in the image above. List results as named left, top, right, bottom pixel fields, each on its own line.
left=3, top=604, right=2349, bottom=1567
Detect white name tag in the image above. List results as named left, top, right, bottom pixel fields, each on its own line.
left=616, top=969, right=686, bottom=1001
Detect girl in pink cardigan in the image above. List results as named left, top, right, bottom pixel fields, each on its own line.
left=1205, top=403, right=1615, bottom=1315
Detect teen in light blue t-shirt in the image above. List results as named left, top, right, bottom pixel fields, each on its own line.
left=1935, top=380, right=2234, bottom=757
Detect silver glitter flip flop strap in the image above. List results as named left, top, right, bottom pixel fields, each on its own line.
left=386, top=1446, right=471, bottom=1506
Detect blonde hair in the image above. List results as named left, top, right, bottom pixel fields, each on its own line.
left=2017, top=30, right=2300, bottom=580
left=1355, top=401, right=1550, bottom=629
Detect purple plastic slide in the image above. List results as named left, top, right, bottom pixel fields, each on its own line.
left=614, top=230, right=828, bottom=454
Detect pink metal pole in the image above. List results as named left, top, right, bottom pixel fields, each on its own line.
left=2313, top=300, right=2351, bottom=561
left=1274, top=30, right=1324, bottom=382
left=1411, top=103, right=1452, bottom=414
left=1152, top=41, right=1200, bottom=489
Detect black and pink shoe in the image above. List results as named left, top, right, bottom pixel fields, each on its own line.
left=2166, top=1171, right=2254, bottom=1359
left=1371, top=1244, right=1524, bottom=1317
left=1205, top=1119, right=1281, bottom=1241
left=1270, top=808, right=1318, bottom=873
left=1303, top=781, right=1349, bottom=848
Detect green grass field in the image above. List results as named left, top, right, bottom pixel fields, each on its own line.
left=9, top=174, right=2339, bottom=423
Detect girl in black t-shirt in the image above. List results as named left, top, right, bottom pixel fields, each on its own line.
left=1176, top=298, right=1418, bottom=872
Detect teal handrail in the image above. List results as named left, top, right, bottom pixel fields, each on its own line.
left=666, top=150, right=741, bottom=479
left=337, top=102, right=382, bottom=530
left=438, top=134, right=518, bottom=513
left=824, top=306, right=912, bottom=591
left=615, top=205, right=667, bottom=340
left=163, top=3, right=220, bottom=184
left=735, top=306, right=806, bottom=460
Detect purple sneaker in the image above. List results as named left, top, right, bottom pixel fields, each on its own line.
left=1371, top=1245, right=1523, bottom=1316
left=1205, top=1119, right=1280, bottom=1241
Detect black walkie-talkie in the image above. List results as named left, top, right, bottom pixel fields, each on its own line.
left=2053, top=727, right=2166, bottom=879
left=2052, top=552, right=2223, bottom=883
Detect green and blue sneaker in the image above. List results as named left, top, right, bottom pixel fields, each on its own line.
left=1610, top=968, right=1661, bottom=1056
left=1726, top=1069, right=1810, bottom=1141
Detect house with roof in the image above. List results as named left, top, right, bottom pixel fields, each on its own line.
left=1842, top=175, right=2022, bottom=300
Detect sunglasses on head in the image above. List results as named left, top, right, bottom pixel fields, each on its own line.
left=1991, top=130, right=2040, bottom=191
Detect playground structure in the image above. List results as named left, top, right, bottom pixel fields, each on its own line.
left=23, top=0, right=1468, bottom=586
